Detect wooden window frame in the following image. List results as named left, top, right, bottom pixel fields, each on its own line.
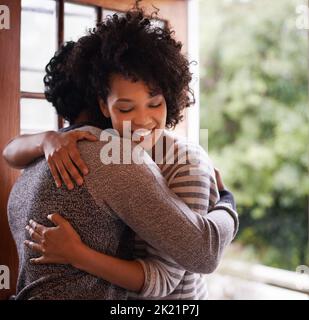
left=0, top=0, right=188, bottom=300
left=20, top=0, right=104, bottom=130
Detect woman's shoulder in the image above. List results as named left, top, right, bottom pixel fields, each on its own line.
left=162, top=130, right=219, bottom=207
left=163, top=130, right=213, bottom=169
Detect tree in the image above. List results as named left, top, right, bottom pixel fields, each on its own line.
left=199, top=0, right=309, bottom=269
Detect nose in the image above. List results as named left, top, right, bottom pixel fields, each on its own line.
left=132, top=109, right=154, bottom=129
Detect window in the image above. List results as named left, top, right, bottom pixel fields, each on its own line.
left=200, top=0, right=309, bottom=299
left=19, top=0, right=169, bottom=134
left=0, top=0, right=189, bottom=300
left=20, top=98, right=58, bottom=134
left=20, top=0, right=102, bottom=133
left=64, top=2, right=97, bottom=42
left=21, top=0, right=56, bottom=93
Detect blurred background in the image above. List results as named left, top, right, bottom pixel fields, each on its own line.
left=0, top=0, right=308, bottom=299
left=199, top=0, right=309, bottom=299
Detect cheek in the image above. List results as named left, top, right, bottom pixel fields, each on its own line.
left=156, top=104, right=167, bottom=126
left=110, top=111, right=133, bottom=135
left=109, top=112, right=122, bottom=131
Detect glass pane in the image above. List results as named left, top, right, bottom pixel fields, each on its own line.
left=64, top=3, right=96, bottom=42
left=150, top=19, right=165, bottom=29
left=20, top=99, right=58, bottom=134
left=199, top=0, right=309, bottom=274
left=21, top=0, right=56, bottom=92
left=102, top=9, right=123, bottom=19
left=102, top=9, right=165, bottom=28
left=63, top=120, right=70, bottom=128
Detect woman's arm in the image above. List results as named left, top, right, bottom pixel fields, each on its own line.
left=21, top=129, right=238, bottom=274
left=131, top=155, right=235, bottom=298
left=2, top=132, right=51, bottom=169
left=72, top=244, right=144, bottom=292
left=2, top=130, right=97, bottom=188
left=24, top=166, right=237, bottom=295
left=25, top=187, right=235, bottom=298
left=134, top=153, right=219, bottom=298
left=25, top=214, right=145, bottom=293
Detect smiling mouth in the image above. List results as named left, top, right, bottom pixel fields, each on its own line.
left=132, top=128, right=154, bottom=137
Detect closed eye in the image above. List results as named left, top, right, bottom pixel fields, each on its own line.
left=149, top=103, right=162, bottom=108
left=119, top=109, right=133, bottom=113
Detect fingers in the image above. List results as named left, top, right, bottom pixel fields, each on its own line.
left=24, top=240, right=44, bottom=254
left=52, top=153, right=74, bottom=190
left=48, top=148, right=87, bottom=190
left=29, top=219, right=47, bottom=236
left=47, top=157, right=62, bottom=188
left=69, top=132, right=93, bottom=175
left=214, top=167, right=225, bottom=191
left=214, top=168, right=219, bottom=182
left=68, top=146, right=89, bottom=176
left=75, top=131, right=98, bottom=142
left=61, top=152, right=84, bottom=186
left=45, top=131, right=94, bottom=190
left=47, top=213, right=68, bottom=227
left=29, top=256, right=53, bottom=265
left=25, top=225, right=42, bottom=242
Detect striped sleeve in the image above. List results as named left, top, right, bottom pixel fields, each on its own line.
left=133, top=143, right=219, bottom=298
left=165, top=143, right=219, bottom=213
left=134, top=247, right=186, bottom=298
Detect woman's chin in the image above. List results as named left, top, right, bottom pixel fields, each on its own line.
left=136, top=135, right=154, bottom=151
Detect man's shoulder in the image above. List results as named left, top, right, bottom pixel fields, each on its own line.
left=72, top=125, right=102, bottom=140
left=75, top=126, right=158, bottom=181
left=73, top=126, right=107, bottom=165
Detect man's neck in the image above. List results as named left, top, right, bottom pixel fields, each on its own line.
left=72, top=111, right=91, bottom=125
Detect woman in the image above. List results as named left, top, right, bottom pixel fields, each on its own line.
left=4, top=8, right=238, bottom=299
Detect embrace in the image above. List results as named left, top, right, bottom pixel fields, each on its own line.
left=3, top=7, right=238, bottom=300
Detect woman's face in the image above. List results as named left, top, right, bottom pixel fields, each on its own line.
left=100, top=74, right=167, bottom=149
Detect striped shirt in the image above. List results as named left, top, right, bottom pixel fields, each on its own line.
left=129, top=130, right=220, bottom=300
left=8, top=125, right=238, bottom=300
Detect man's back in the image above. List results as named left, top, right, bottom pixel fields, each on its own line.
left=8, top=126, right=134, bottom=300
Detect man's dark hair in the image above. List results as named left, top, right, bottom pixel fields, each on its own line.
left=44, top=7, right=195, bottom=129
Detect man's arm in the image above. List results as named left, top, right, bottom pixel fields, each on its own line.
left=84, top=139, right=239, bottom=274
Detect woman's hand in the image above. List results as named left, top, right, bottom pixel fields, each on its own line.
left=214, top=168, right=225, bottom=191
left=43, top=131, right=98, bottom=189
left=214, top=168, right=236, bottom=210
left=24, top=213, right=83, bottom=265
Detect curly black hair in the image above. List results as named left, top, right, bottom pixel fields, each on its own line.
left=44, top=41, right=112, bottom=129
left=44, top=7, right=194, bottom=129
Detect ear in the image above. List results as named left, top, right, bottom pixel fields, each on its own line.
left=99, top=99, right=111, bottom=118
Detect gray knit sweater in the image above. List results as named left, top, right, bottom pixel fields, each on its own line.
left=8, top=125, right=238, bottom=300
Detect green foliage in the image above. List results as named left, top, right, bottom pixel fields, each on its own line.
left=199, top=0, right=309, bottom=269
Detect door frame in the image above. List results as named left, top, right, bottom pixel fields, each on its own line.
left=0, top=0, right=189, bottom=299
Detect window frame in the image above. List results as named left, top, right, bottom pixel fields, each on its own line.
left=20, top=0, right=189, bottom=133
left=20, top=0, right=104, bottom=130
left=0, top=0, right=189, bottom=300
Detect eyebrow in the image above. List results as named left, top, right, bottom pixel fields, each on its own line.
left=115, top=98, right=133, bottom=103
left=115, top=94, right=162, bottom=104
